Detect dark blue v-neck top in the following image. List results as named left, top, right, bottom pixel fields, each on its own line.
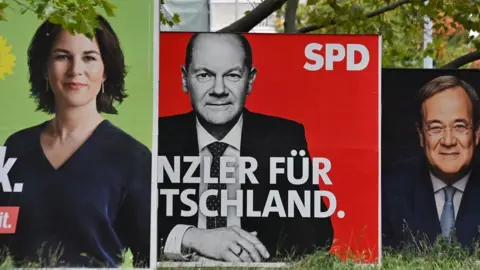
left=0, top=120, right=151, bottom=268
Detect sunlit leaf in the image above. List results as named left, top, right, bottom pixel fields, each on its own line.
left=0, top=0, right=180, bottom=36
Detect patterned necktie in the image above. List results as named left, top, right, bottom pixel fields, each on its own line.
left=206, top=142, right=229, bottom=229
left=440, top=185, right=457, bottom=239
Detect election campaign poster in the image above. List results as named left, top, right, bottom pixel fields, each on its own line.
left=157, top=32, right=381, bottom=265
left=0, top=0, right=158, bottom=268
left=382, top=68, right=480, bottom=254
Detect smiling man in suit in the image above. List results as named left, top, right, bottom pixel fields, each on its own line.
left=382, top=75, right=480, bottom=251
left=157, top=32, right=334, bottom=263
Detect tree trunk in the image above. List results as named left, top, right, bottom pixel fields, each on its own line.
left=217, top=0, right=288, bottom=33
left=284, top=0, right=299, bottom=33
left=440, top=51, right=480, bottom=69
left=298, top=0, right=412, bottom=33
left=214, top=0, right=478, bottom=70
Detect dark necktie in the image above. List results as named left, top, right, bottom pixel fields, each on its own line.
left=206, top=142, right=229, bottom=229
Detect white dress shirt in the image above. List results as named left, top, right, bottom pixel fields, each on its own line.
left=163, top=115, right=244, bottom=260
left=430, top=171, right=469, bottom=221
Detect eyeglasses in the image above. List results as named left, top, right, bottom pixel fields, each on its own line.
left=426, top=123, right=471, bottom=137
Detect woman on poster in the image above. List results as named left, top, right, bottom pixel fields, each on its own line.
left=0, top=16, right=151, bottom=268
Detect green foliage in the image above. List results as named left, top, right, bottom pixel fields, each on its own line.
left=276, top=0, right=480, bottom=68
left=160, top=0, right=180, bottom=27
left=0, top=1, right=8, bottom=21
left=293, top=234, right=480, bottom=269
left=0, top=227, right=480, bottom=269
left=0, top=0, right=180, bottom=38
left=0, top=247, right=134, bottom=268
left=0, top=0, right=118, bottom=38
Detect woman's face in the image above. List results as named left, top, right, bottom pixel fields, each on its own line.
left=46, top=30, right=105, bottom=111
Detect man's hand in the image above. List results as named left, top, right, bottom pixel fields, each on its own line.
left=182, top=225, right=270, bottom=262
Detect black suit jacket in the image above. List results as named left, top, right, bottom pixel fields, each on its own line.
left=157, top=109, right=334, bottom=260
left=382, top=156, right=480, bottom=251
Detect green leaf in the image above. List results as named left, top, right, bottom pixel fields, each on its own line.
left=64, top=12, right=77, bottom=26
left=49, top=14, right=63, bottom=25
left=350, top=3, right=364, bottom=20
left=0, top=1, right=7, bottom=21
left=172, top=13, right=180, bottom=24
left=473, top=38, right=480, bottom=50
left=43, top=3, right=56, bottom=18
left=19, top=7, right=29, bottom=15
left=76, top=13, right=91, bottom=36
left=102, top=1, right=117, bottom=17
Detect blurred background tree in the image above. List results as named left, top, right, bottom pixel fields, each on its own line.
left=2, top=0, right=480, bottom=69
left=0, top=0, right=179, bottom=38
left=272, top=0, right=480, bottom=69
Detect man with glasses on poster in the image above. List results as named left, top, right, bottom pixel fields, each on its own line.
left=157, top=32, right=334, bottom=263
left=383, top=75, right=480, bottom=251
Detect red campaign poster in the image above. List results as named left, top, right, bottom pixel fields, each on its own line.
left=157, top=32, right=381, bottom=265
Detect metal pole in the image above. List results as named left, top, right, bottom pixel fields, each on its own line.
left=207, top=0, right=211, bottom=31
left=234, top=0, right=238, bottom=21
left=423, top=0, right=433, bottom=68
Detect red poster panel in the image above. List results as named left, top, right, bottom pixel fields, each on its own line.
left=157, top=32, right=381, bottom=265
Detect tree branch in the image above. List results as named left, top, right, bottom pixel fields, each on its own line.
left=12, top=0, right=33, bottom=11
left=284, top=0, right=299, bottom=33
left=217, top=0, right=288, bottom=33
left=298, top=0, right=412, bottom=33
left=440, top=51, right=480, bottom=69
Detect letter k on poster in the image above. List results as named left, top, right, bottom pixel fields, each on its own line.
left=157, top=32, right=381, bottom=265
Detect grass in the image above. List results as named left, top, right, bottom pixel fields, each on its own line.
left=167, top=250, right=480, bottom=270
left=156, top=237, right=480, bottom=269
left=0, top=248, right=135, bottom=269
left=295, top=236, right=480, bottom=270
left=2, top=239, right=480, bottom=269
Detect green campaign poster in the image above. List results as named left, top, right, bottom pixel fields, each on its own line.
left=0, top=0, right=155, bottom=149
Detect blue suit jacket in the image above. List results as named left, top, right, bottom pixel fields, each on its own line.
left=382, top=156, right=480, bottom=251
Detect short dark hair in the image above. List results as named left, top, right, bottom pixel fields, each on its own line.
left=27, top=15, right=127, bottom=114
left=415, top=75, right=480, bottom=131
left=184, top=33, right=253, bottom=72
